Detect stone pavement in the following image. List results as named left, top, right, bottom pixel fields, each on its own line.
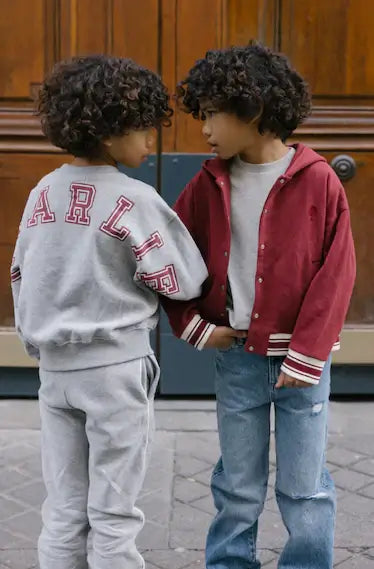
left=0, top=399, right=374, bottom=568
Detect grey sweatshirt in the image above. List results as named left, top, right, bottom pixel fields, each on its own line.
left=228, top=148, right=296, bottom=329
left=11, top=164, right=208, bottom=371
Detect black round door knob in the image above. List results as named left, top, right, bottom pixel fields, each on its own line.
left=330, top=155, right=356, bottom=182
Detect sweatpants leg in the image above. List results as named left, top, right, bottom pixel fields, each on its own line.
left=38, top=384, right=90, bottom=569
left=83, top=356, right=159, bottom=569
left=38, top=354, right=159, bottom=569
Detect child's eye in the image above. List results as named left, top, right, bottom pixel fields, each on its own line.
left=201, top=110, right=216, bottom=120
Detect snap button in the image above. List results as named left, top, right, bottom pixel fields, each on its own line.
left=258, top=277, right=263, bottom=283
left=249, top=346, right=254, bottom=351
left=260, top=244, right=265, bottom=250
left=254, top=313, right=259, bottom=319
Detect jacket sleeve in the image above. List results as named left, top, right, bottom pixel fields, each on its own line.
left=159, top=183, right=216, bottom=350
left=281, top=178, right=356, bottom=384
left=10, top=225, right=40, bottom=360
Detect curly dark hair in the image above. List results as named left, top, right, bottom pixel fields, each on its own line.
left=176, top=42, right=311, bottom=141
left=38, top=55, right=173, bottom=157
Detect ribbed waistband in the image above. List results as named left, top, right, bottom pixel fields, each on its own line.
left=39, top=328, right=153, bottom=371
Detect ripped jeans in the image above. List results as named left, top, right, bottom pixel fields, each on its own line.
left=206, top=343, right=335, bottom=569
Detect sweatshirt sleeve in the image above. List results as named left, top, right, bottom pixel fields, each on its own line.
left=159, top=183, right=216, bottom=350
left=281, top=178, right=356, bottom=384
left=133, top=197, right=208, bottom=302
left=10, top=224, right=40, bottom=360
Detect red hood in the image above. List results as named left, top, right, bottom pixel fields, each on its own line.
left=202, top=143, right=326, bottom=180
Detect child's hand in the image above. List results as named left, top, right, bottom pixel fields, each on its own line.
left=204, top=327, right=247, bottom=350
left=275, top=371, right=313, bottom=389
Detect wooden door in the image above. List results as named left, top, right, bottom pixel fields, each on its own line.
left=0, top=0, right=373, bottom=368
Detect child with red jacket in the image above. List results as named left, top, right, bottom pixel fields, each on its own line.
left=163, top=43, right=356, bottom=569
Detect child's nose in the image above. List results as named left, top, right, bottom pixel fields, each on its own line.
left=202, top=122, right=211, bottom=138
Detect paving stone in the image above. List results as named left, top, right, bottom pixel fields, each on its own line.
left=261, top=560, right=277, bottom=569
left=137, top=520, right=169, bottom=550
left=333, top=468, right=373, bottom=492
left=331, top=434, right=374, bottom=457
left=338, top=493, right=374, bottom=519
left=7, top=479, right=46, bottom=509
left=0, top=549, right=38, bottom=569
left=258, top=548, right=277, bottom=565
left=359, top=484, right=374, bottom=499
left=264, top=496, right=279, bottom=514
left=174, top=476, right=210, bottom=503
left=337, top=554, right=374, bottom=568
left=257, top=510, right=287, bottom=549
left=143, top=548, right=204, bottom=569
left=190, top=494, right=216, bottom=516
left=0, top=495, right=27, bottom=521
left=170, top=502, right=211, bottom=549
left=335, top=510, right=374, bottom=547
left=192, top=468, right=212, bottom=487
left=16, top=455, right=43, bottom=478
left=0, top=526, right=33, bottom=550
left=0, top=443, right=37, bottom=468
left=333, top=548, right=354, bottom=565
left=352, top=458, right=374, bottom=477
left=268, top=470, right=276, bottom=488
left=0, top=468, right=31, bottom=492
left=4, top=511, right=42, bottom=543
left=175, top=456, right=212, bottom=478
left=156, top=410, right=218, bottom=431
left=366, top=548, right=374, bottom=558
left=175, top=432, right=220, bottom=466
left=327, top=446, right=364, bottom=467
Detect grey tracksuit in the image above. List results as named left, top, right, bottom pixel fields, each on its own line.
left=11, top=164, right=208, bottom=569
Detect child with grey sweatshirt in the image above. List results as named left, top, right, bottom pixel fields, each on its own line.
left=10, top=55, right=207, bottom=569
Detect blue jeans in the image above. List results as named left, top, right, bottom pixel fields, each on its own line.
left=206, top=341, right=335, bottom=569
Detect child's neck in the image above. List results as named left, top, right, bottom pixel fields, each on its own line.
left=70, top=155, right=117, bottom=168
left=239, top=137, right=289, bottom=165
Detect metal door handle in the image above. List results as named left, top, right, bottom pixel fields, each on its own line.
left=330, top=155, right=356, bottom=181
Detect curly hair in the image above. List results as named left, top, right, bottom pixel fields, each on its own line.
left=176, top=42, right=311, bottom=141
left=38, top=55, right=173, bottom=157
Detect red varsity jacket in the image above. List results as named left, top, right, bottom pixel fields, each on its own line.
left=162, top=143, right=356, bottom=383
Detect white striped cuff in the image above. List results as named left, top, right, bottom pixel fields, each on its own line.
left=281, top=348, right=326, bottom=384
left=181, top=315, right=216, bottom=350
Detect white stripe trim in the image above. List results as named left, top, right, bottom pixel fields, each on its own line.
left=288, top=348, right=325, bottom=369
left=196, top=324, right=216, bottom=351
left=269, top=333, right=292, bottom=341
left=181, top=314, right=202, bottom=342
left=267, top=349, right=288, bottom=356
left=287, top=354, right=324, bottom=372
left=281, top=362, right=320, bottom=383
left=280, top=363, right=319, bottom=385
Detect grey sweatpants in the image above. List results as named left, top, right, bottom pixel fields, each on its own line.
left=38, top=355, right=160, bottom=569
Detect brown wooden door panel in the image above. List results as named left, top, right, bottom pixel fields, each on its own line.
left=0, top=153, right=68, bottom=327
left=281, top=0, right=374, bottom=102
left=317, top=151, right=374, bottom=325
left=0, top=0, right=57, bottom=102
